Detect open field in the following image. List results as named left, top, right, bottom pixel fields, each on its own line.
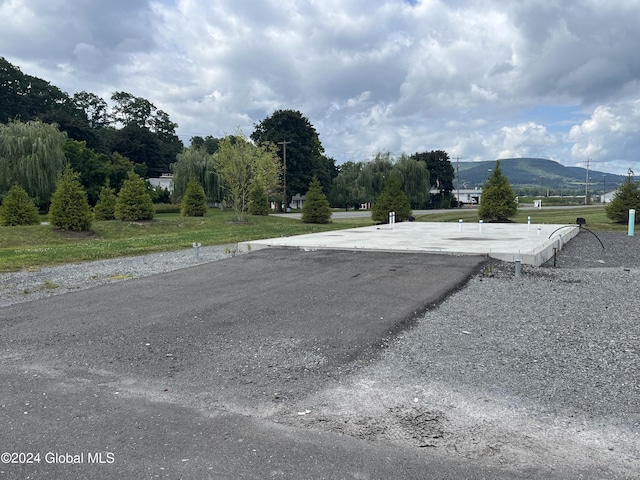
left=0, top=205, right=626, bottom=272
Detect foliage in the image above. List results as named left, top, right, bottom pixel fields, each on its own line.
left=301, top=177, right=332, bottom=224
left=248, top=178, right=270, bottom=216
left=606, top=173, right=640, bottom=224
left=190, top=135, right=220, bottom=154
left=48, top=166, right=93, bottom=231
left=93, top=184, right=117, bottom=221
left=180, top=177, right=207, bottom=217
left=410, top=150, right=454, bottom=191
left=171, top=146, right=220, bottom=204
left=371, top=173, right=412, bottom=223
left=0, top=184, right=40, bottom=226
left=478, top=160, right=518, bottom=222
left=0, top=120, right=68, bottom=208
left=251, top=109, right=336, bottom=203
left=216, top=130, right=281, bottom=222
left=114, top=172, right=155, bottom=221
left=328, top=161, right=367, bottom=209
left=392, top=156, right=431, bottom=208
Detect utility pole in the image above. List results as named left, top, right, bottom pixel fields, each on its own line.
left=584, top=158, right=594, bottom=205
left=278, top=140, right=291, bottom=212
left=454, top=156, right=463, bottom=208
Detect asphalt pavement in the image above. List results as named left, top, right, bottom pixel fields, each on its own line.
left=0, top=248, right=540, bottom=480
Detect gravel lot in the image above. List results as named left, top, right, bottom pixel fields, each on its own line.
left=1, top=229, right=639, bottom=478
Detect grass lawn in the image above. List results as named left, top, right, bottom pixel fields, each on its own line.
left=0, top=205, right=627, bottom=273
left=0, top=210, right=372, bottom=273
left=415, top=205, right=624, bottom=231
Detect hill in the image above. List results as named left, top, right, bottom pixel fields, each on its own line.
left=457, top=158, right=625, bottom=196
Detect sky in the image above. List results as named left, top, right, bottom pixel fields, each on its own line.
left=1, top=0, right=639, bottom=175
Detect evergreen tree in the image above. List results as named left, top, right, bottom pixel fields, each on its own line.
left=180, top=177, right=207, bottom=217
left=371, top=173, right=412, bottom=223
left=606, top=172, right=640, bottom=224
left=248, top=178, right=269, bottom=216
left=478, top=160, right=517, bottom=222
left=48, top=166, right=93, bottom=231
left=0, top=184, right=40, bottom=226
left=94, top=184, right=117, bottom=221
left=301, top=176, right=332, bottom=224
left=114, top=171, right=155, bottom=221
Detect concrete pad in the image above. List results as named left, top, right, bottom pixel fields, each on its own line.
left=239, top=222, right=580, bottom=266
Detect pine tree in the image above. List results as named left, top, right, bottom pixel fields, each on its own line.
left=478, top=160, right=517, bottom=222
left=180, top=177, right=207, bottom=217
left=301, top=176, right=332, bottom=224
left=94, top=184, right=117, bottom=221
left=606, top=173, right=640, bottom=224
left=114, top=172, right=155, bottom=221
left=371, top=173, right=412, bottom=223
left=248, top=178, right=269, bottom=216
left=48, top=166, right=93, bottom=231
left=0, top=184, right=40, bottom=226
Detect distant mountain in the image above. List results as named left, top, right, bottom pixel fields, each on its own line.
left=456, top=158, right=625, bottom=194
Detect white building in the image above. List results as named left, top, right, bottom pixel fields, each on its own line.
left=431, top=188, right=483, bottom=205
left=148, top=174, right=174, bottom=193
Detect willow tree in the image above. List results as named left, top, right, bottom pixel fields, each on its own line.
left=392, top=156, right=431, bottom=208
left=0, top=120, right=68, bottom=208
left=171, top=147, right=219, bottom=204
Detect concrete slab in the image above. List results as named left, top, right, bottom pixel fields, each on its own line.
left=239, top=221, right=580, bottom=266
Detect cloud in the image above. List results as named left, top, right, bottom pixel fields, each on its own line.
left=0, top=0, right=639, bottom=174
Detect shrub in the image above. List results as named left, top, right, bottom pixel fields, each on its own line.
left=371, top=173, right=411, bottom=223
left=115, top=172, right=155, bottom=221
left=248, top=178, right=269, bottom=216
left=48, top=166, right=93, bottom=231
left=94, top=185, right=117, bottom=221
left=301, top=176, right=332, bottom=224
left=606, top=174, right=640, bottom=224
left=0, top=184, right=40, bottom=226
left=180, top=177, right=207, bottom=217
left=478, top=160, right=517, bottom=222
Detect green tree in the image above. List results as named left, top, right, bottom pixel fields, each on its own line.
left=0, top=120, right=68, bottom=208
left=371, top=173, right=412, bottom=223
left=93, top=184, right=117, bottom=221
left=329, top=161, right=367, bottom=210
left=216, top=130, right=281, bottom=222
left=0, top=184, right=40, bottom=226
left=114, top=171, right=155, bottom=221
left=180, top=177, right=207, bottom=217
left=251, top=109, right=336, bottom=206
left=171, top=147, right=219, bottom=204
left=358, top=152, right=394, bottom=204
left=248, top=178, right=269, bottom=216
left=410, top=150, right=454, bottom=208
left=478, top=160, right=517, bottom=222
left=392, top=156, right=431, bottom=208
left=302, top=176, right=332, bottom=224
left=606, top=172, right=640, bottom=224
left=48, top=166, right=93, bottom=231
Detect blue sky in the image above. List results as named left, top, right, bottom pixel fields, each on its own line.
left=1, top=0, right=639, bottom=174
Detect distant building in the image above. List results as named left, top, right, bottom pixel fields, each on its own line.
left=149, top=174, right=173, bottom=193
left=431, top=188, right=483, bottom=205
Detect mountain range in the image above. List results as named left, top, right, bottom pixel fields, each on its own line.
left=456, top=158, right=626, bottom=194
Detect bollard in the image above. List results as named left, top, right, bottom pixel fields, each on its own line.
left=527, top=216, right=531, bottom=232
left=515, top=259, right=521, bottom=277
left=537, top=225, right=541, bottom=235
left=458, top=218, right=463, bottom=232
left=629, top=209, right=635, bottom=236
left=389, top=211, right=396, bottom=229
left=193, top=242, right=201, bottom=261
left=479, top=220, right=483, bottom=233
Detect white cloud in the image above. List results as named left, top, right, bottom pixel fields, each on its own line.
left=0, top=0, right=639, bottom=174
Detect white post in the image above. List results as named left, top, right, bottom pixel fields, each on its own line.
left=193, top=242, right=201, bottom=261
left=527, top=216, right=531, bottom=232
left=389, top=211, right=396, bottom=229
left=629, top=209, right=635, bottom=236
left=458, top=219, right=463, bottom=232
left=479, top=220, right=483, bottom=233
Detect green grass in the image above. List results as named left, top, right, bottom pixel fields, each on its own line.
left=0, top=210, right=372, bottom=273
left=0, top=206, right=627, bottom=273
left=415, top=205, right=623, bottom=231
